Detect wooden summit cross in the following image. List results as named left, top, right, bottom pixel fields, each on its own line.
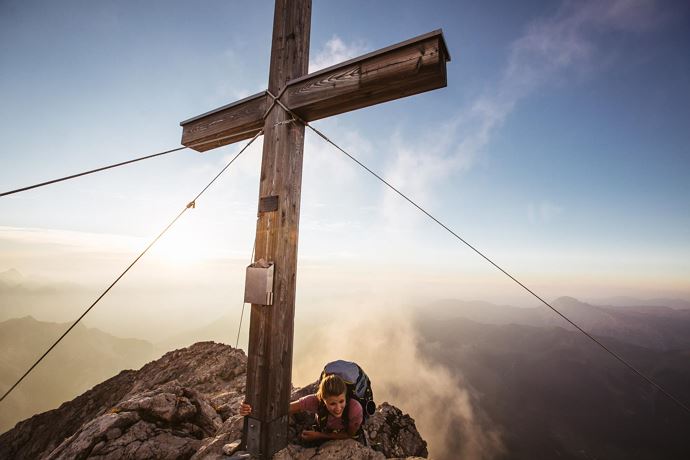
left=179, top=1, right=449, bottom=457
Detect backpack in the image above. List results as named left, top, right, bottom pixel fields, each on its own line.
left=316, top=360, right=376, bottom=433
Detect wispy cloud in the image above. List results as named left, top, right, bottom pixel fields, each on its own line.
left=382, top=0, right=664, bottom=223
left=309, top=35, right=368, bottom=72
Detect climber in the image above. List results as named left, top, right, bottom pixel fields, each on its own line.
left=239, top=373, right=363, bottom=442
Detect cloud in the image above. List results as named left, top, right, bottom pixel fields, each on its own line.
left=505, top=0, right=662, bottom=91
left=381, top=0, right=664, bottom=225
left=309, top=36, right=369, bottom=72
left=381, top=120, right=475, bottom=226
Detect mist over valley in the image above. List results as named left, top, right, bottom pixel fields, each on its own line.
left=2, top=290, right=689, bottom=459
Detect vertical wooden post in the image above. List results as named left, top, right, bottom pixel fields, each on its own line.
left=245, top=0, right=311, bottom=458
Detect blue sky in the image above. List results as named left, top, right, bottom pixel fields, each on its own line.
left=1, top=0, right=689, bottom=326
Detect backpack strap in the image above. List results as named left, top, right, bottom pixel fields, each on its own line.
left=343, top=394, right=351, bottom=434
left=316, top=399, right=329, bottom=432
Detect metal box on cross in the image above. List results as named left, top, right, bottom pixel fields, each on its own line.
left=244, top=259, right=274, bottom=306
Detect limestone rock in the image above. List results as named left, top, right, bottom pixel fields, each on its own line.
left=274, top=438, right=386, bottom=460
left=222, top=439, right=242, bottom=455
left=44, top=380, right=224, bottom=459
left=0, top=369, right=138, bottom=460
left=191, top=415, right=244, bottom=460
left=364, top=403, right=428, bottom=458
left=0, top=342, right=242, bottom=460
left=0, top=342, right=430, bottom=460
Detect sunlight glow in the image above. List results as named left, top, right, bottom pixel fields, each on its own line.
left=149, top=222, right=214, bottom=266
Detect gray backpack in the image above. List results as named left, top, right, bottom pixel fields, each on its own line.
left=319, top=360, right=376, bottom=419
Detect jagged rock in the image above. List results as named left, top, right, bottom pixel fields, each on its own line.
left=0, top=342, right=429, bottom=460
left=125, top=343, right=247, bottom=399
left=209, top=390, right=245, bottom=421
left=44, top=412, right=141, bottom=460
left=275, top=438, right=386, bottom=460
left=190, top=416, right=244, bottom=460
left=0, top=342, right=242, bottom=460
left=222, top=439, right=242, bottom=455
left=0, top=369, right=138, bottom=460
left=47, top=417, right=200, bottom=460
left=364, top=403, right=428, bottom=458
left=44, top=381, right=223, bottom=459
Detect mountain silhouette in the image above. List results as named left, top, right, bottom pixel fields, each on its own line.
left=415, top=313, right=690, bottom=459
left=0, top=316, right=156, bottom=433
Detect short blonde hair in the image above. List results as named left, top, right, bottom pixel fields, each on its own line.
left=317, top=374, right=347, bottom=401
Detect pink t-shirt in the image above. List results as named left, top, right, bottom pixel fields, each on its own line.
left=297, top=394, right=363, bottom=433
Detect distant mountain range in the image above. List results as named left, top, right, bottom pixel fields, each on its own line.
left=428, top=296, right=690, bottom=350
left=3, top=294, right=690, bottom=459
left=0, top=269, right=88, bottom=323
left=416, top=299, right=690, bottom=459
left=0, top=268, right=23, bottom=286
left=0, top=316, right=157, bottom=434
left=587, top=296, right=690, bottom=310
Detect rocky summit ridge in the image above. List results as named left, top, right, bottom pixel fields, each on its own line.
left=0, top=342, right=428, bottom=460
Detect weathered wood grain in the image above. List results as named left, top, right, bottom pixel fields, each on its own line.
left=180, top=92, right=266, bottom=152
left=180, top=4, right=451, bottom=459
left=244, top=0, right=310, bottom=458
left=179, top=30, right=449, bottom=153
left=285, top=31, right=448, bottom=121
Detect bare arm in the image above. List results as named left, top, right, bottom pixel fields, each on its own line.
left=289, top=400, right=302, bottom=415
left=241, top=401, right=303, bottom=417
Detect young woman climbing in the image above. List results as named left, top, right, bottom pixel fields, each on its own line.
left=239, top=373, right=363, bottom=441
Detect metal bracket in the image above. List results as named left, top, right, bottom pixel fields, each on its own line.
left=246, top=417, right=261, bottom=457
left=244, top=415, right=288, bottom=458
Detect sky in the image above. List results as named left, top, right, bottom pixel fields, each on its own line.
left=1, top=0, right=689, bottom=342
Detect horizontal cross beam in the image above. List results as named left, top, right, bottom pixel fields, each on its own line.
left=180, top=30, right=450, bottom=152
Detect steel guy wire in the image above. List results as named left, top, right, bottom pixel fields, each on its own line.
left=0, top=130, right=263, bottom=404
left=265, top=89, right=690, bottom=417
left=1, top=128, right=262, bottom=198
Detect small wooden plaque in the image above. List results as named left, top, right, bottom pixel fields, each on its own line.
left=259, top=195, right=279, bottom=213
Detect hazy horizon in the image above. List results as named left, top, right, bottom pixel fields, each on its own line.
left=3, top=260, right=689, bottom=347
left=2, top=0, right=689, bottom=337
left=2, top=1, right=689, bottom=457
